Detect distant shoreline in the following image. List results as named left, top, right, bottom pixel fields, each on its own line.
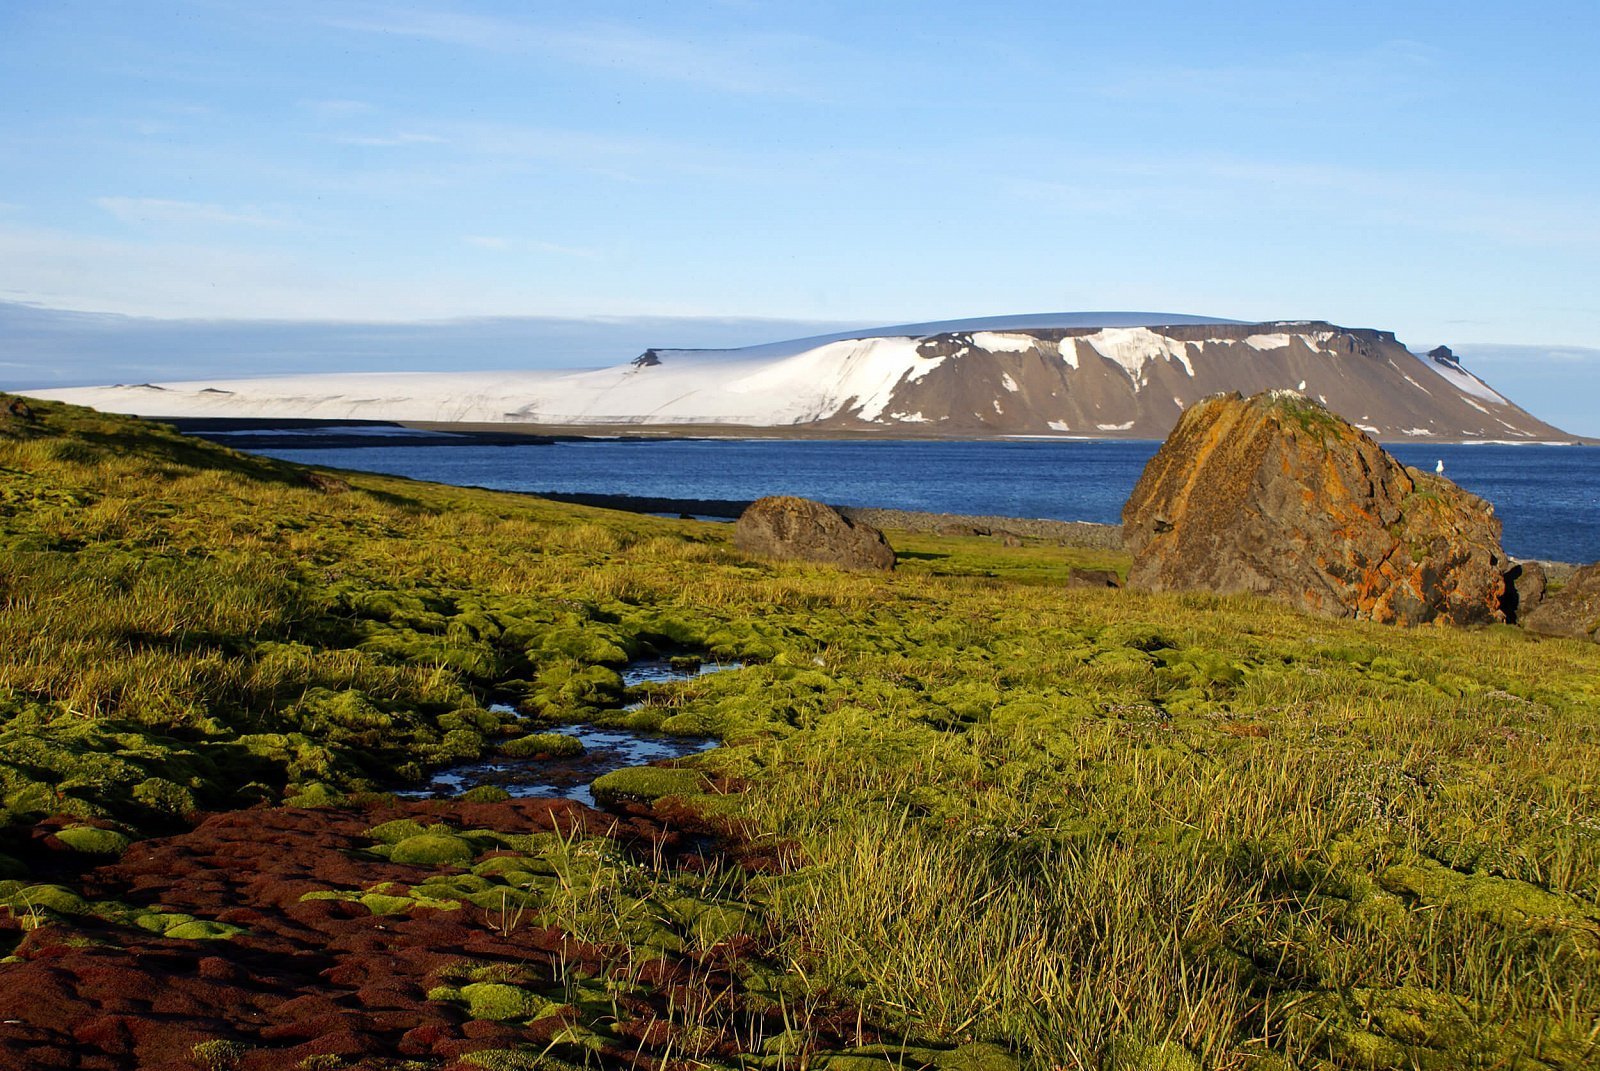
left=535, top=492, right=1126, bottom=549
left=166, top=418, right=1585, bottom=567
left=163, top=416, right=1596, bottom=447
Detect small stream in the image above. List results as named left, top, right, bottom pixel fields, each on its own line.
left=399, top=659, right=740, bottom=808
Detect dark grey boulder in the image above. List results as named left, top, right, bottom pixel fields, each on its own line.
left=1522, top=563, right=1600, bottom=642
left=734, top=496, right=895, bottom=571
left=1501, top=561, right=1547, bottom=623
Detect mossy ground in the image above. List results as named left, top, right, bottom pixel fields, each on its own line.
left=1, top=397, right=1598, bottom=1069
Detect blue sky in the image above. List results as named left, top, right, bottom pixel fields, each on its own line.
left=3, top=1, right=1599, bottom=430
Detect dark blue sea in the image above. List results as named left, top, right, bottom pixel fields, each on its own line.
left=236, top=432, right=1600, bottom=564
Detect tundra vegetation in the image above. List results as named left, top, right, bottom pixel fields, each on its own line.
left=0, top=399, right=1597, bottom=1070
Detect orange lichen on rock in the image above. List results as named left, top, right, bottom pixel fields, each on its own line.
left=1122, top=390, right=1506, bottom=626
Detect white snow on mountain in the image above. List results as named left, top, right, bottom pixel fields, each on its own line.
left=31, top=314, right=1233, bottom=425
left=1074, top=328, right=1196, bottom=387
left=24, top=312, right=1566, bottom=441
left=31, top=335, right=942, bottom=426
left=1416, top=351, right=1508, bottom=405
left=969, top=331, right=1039, bottom=354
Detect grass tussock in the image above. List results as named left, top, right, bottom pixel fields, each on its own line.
left=1, top=397, right=1598, bottom=1068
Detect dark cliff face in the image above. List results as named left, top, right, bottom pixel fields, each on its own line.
left=812, top=322, right=1571, bottom=442
left=1120, top=390, right=1507, bottom=626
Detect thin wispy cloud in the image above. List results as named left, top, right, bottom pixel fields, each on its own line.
left=334, top=131, right=448, bottom=147
left=464, top=235, right=599, bottom=259
left=1458, top=344, right=1600, bottom=365
left=300, top=98, right=373, bottom=117
left=94, top=197, right=291, bottom=228
left=1091, top=40, right=1443, bottom=108
left=1007, top=152, right=1600, bottom=250
left=0, top=223, right=620, bottom=321
left=314, top=3, right=841, bottom=99
left=307, top=119, right=755, bottom=186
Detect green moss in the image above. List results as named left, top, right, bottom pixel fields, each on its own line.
left=164, top=919, right=244, bottom=940
left=358, top=892, right=416, bottom=915
left=461, top=1049, right=584, bottom=1071
left=294, top=1057, right=345, bottom=1071
left=659, top=894, right=757, bottom=945
left=283, top=782, right=345, bottom=808
left=589, top=765, right=706, bottom=807
left=414, top=873, right=492, bottom=897
left=936, top=1042, right=1020, bottom=1071
left=390, top=832, right=476, bottom=866
left=499, top=732, right=584, bottom=759
left=459, top=785, right=511, bottom=803
left=364, top=818, right=428, bottom=844
left=824, top=1049, right=953, bottom=1071
left=1104, top=1039, right=1201, bottom=1071
left=536, top=626, right=630, bottom=665
left=459, top=981, right=551, bottom=1021
left=461, top=886, right=540, bottom=913
left=295, top=688, right=392, bottom=732
left=1378, top=858, right=1597, bottom=929
left=297, top=890, right=352, bottom=903
left=54, top=825, right=130, bottom=855
left=131, top=777, right=196, bottom=816
left=3, top=782, right=56, bottom=817
left=5, top=884, right=86, bottom=915
left=473, top=854, right=537, bottom=877
left=191, top=1039, right=251, bottom=1071
left=405, top=891, right=463, bottom=912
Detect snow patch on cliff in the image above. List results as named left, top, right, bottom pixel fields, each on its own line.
left=970, top=331, right=1037, bottom=354
left=1417, top=352, right=1509, bottom=405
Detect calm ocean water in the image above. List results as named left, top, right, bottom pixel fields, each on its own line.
left=243, top=434, right=1600, bottom=564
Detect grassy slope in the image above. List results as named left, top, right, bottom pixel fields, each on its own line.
left=2, top=398, right=1598, bottom=1069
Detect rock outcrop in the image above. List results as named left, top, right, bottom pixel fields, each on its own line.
left=1122, top=391, right=1507, bottom=625
left=1501, top=561, right=1547, bottom=623
left=734, top=496, right=895, bottom=571
left=1521, top=564, right=1600, bottom=642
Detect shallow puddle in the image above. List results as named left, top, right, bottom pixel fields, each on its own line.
left=400, top=658, right=739, bottom=807
left=619, top=658, right=742, bottom=687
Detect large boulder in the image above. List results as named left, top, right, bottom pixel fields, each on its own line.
left=1122, top=391, right=1506, bottom=625
left=1521, top=564, right=1600, bottom=642
left=1501, top=560, right=1547, bottom=623
left=734, top=496, right=895, bottom=571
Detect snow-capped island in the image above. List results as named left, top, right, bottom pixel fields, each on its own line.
left=28, top=313, right=1576, bottom=443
